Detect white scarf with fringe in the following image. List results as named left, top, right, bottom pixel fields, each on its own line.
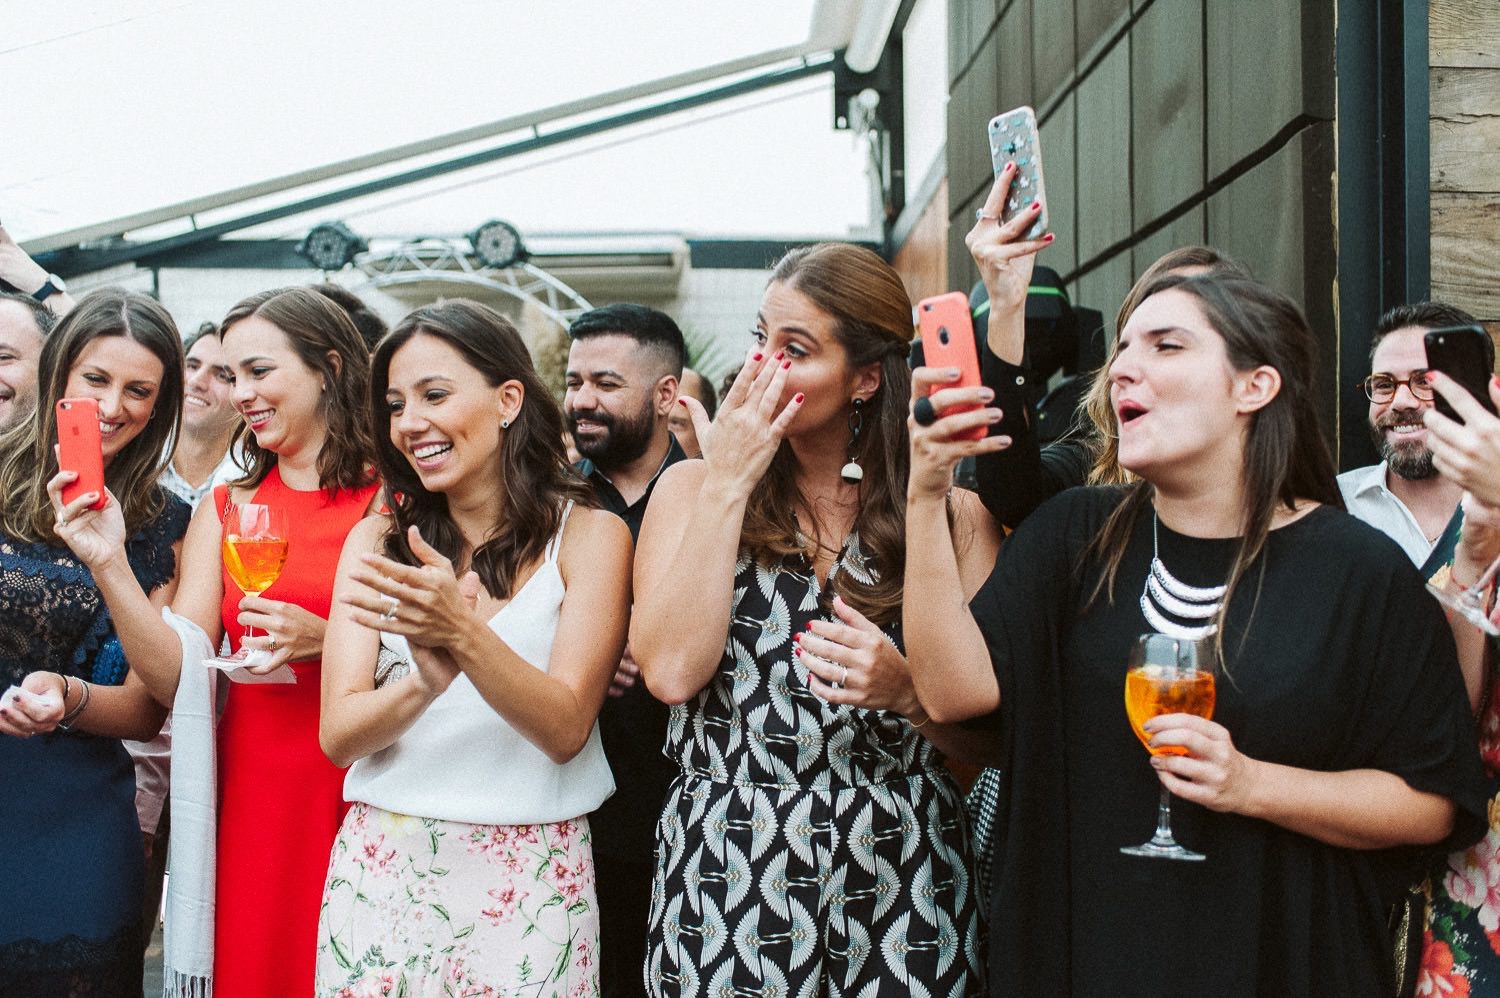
left=160, top=608, right=217, bottom=998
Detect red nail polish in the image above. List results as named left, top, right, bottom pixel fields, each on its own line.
left=1044, top=233, right=1056, bottom=242
left=805, top=622, right=814, bottom=632
left=793, top=393, right=805, bottom=404
left=782, top=361, right=791, bottom=370
left=676, top=398, right=688, bottom=406
left=792, top=647, right=801, bottom=656
left=752, top=352, right=763, bottom=362
left=1030, top=200, right=1041, bottom=212
left=774, top=350, right=784, bottom=360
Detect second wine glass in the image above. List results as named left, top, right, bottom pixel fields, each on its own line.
left=209, top=502, right=290, bottom=668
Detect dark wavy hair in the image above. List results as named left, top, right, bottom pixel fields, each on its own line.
left=371, top=300, right=594, bottom=598
left=1086, top=271, right=1342, bottom=661
left=219, top=287, right=376, bottom=497
left=0, top=288, right=183, bottom=540
left=742, top=242, right=919, bottom=627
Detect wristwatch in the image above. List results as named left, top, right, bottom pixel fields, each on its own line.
left=32, top=273, right=66, bottom=303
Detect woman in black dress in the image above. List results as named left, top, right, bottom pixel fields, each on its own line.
left=904, top=267, right=1489, bottom=996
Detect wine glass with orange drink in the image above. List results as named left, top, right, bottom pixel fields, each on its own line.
left=207, top=503, right=290, bottom=667
left=1121, top=632, right=1217, bottom=861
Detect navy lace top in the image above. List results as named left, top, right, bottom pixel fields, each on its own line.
left=0, top=489, right=189, bottom=996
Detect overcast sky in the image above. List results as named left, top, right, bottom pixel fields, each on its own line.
left=2, top=1, right=884, bottom=247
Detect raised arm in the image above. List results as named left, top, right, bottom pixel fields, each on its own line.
left=630, top=351, right=802, bottom=705
left=903, top=368, right=1008, bottom=723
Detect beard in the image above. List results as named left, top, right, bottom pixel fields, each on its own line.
left=1370, top=411, right=1437, bottom=481
left=567, top=396, right=656, bottom=470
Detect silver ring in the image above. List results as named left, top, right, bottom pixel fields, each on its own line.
left=839, top=665, right=849, bottom=687
left=56, top=513, right=69, bottom=527
left=379, top=596, right=400, bottom=623
left=975, top=209, right=1000, bottom=222
left=913, top=396, right=937, bottom=427
left=267, top=636, right=279, bottom=652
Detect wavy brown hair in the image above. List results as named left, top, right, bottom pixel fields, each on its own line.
left=0, top=288, right=183, bottom=540
left=1085, top=271, right=1341, bottom=661
left=1085, top=247, right=1254, bottom=484
left=220, top=287, right=376, bottom=496
left=740, top=243, right=922, bottom=627
left=371, top=300, right=594, bottom=598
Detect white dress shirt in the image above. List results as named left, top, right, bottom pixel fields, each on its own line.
left=1337, top=462, right=1438, bottom=567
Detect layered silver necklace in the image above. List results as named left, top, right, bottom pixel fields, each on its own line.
left=1140, top=512, right=1225, bottom=640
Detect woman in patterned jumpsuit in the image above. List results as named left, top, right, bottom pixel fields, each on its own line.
left=631, top=243, right=1005, bottom=996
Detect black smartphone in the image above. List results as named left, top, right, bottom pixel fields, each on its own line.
left=1425, top=325, right=1497, bottom=422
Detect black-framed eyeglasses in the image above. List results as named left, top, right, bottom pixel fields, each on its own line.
left=1362, top=371, right=1436, bottom=403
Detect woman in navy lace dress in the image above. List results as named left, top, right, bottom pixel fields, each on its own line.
left=0, top=289, right=188, bottom=997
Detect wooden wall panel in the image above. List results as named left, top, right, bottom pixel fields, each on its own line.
left=1430, top=0, right=1500, bottom=321
left=1041, top=92, right=1079, bottom=278
left=1431, top=68, right=1500, bottom=192
left=1032, top=0, right=1076, bottom=106
left=1206, top=131, right=1306, bottom=305
left=1432, top=193, right=1500, bottom=319
left=1205, top=0, right=1330, bottom=178
left=1075, top=250, right=1134, bottom=335
left=1075, top=38, right=1132, bottom=262
left=1132, top=0, right=1204, bottom=227
left=1076, top=0, right=1131, bottom=67
left=996, top=0, right=1034, bottom=111
left=1131, top=205, right=1205, bottom=283
left=1431, top=0, right=1500, bottom=68
left=894, top=179, right=951, bottom=305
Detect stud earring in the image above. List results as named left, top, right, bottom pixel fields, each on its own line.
left=840, top=398, right=865, bottom=485
left=500, top=418, right=511, bottom=430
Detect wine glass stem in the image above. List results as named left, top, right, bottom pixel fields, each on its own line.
left=1152, top=784, right=1177, bottom=845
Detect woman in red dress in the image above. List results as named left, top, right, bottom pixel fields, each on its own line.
left=71, top=287, right=379, bottom=996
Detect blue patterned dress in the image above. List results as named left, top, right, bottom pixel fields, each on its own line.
left=646, top=536, right=982, bottom=997
left=0, top=491, right=189, bottom=997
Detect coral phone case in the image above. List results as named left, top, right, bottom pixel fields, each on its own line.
left=56, top=398, right=107, bottom=510
left=918, top=292, right=987, bottom=442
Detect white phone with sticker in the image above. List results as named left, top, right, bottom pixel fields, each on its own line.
left=987, top=105, right=1050, bottom=240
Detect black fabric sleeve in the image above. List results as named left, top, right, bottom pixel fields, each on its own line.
left=965, top=488, right=1114, bottom=993
left=975, top=345, right=1092, bottom=530
left=1342, top=552, right=1490, bottom=852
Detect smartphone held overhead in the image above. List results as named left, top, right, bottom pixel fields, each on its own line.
left=918, top=292, right=987, bottom=442
left=987, top=106, right=1049, bottom=239
left=56, top=398, right=107, bottom=510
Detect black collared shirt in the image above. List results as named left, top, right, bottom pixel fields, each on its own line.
left=577, top=434, right=688, bottom=862
left=575, top=434, right=688, bottom=543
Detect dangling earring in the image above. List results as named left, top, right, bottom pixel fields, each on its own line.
left=841, top=398, right=865, bottom=485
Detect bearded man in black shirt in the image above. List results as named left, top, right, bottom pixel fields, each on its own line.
left=564, top=303, right=687, bottom=998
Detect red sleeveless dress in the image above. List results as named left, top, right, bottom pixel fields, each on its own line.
left=211, top=467, right=379, bottom=997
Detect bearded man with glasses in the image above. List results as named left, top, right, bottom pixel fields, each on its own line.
left=1338, top=301, right=1489, bottom=566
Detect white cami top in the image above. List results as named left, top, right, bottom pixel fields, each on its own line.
left=343, top=502, right=616, bottom=825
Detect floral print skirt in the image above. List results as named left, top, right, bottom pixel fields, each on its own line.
left=316, top=802, right=599, bottom=998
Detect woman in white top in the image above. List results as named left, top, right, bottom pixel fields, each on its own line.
left=315, top=299, right=631, bottom=997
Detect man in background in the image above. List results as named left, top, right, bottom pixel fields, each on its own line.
left=667, top=366, right=717, bottom=459
left=564, top=303, right=685, bottom=998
